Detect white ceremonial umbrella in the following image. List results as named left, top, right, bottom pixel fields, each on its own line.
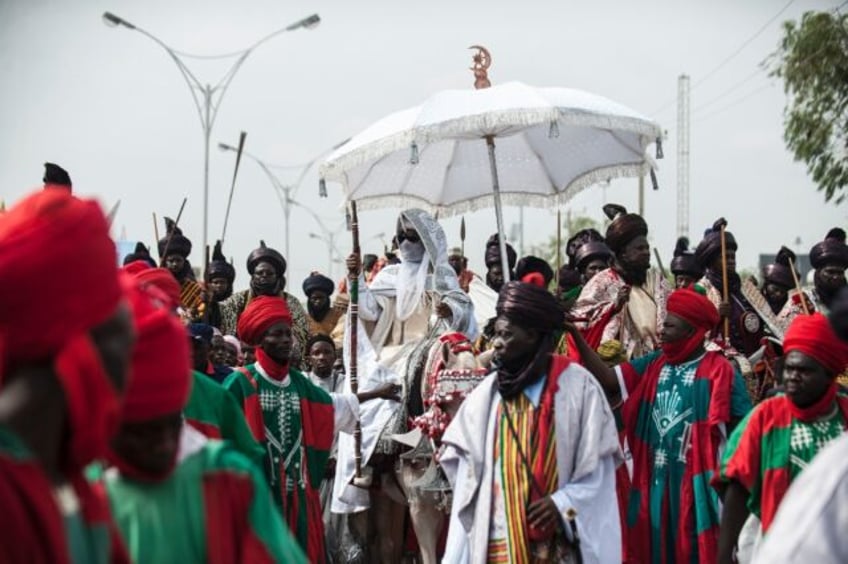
left=319, top=79, right=662, bottom=280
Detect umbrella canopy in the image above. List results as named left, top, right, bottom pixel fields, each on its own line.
left=319, top=81, right=662, bottom=215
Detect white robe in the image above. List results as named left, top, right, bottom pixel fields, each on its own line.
left=440, top=363, right=622, bottom=564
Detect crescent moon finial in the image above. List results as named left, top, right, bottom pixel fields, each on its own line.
left=468, top=45, right=492, bottom=89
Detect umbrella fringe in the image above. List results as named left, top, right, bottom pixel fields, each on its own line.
left=348, top=161, right=651, bottom=217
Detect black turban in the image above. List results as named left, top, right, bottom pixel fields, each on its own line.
left=246, top=240, right=286, bottom=277
left=695, top=222, right=737, bottom=269
left=515, top=256, right=554, bottom=285
left=810, top=228, right=848, bottom=270
left=496, top=281, right=563, bottom=334
left=603, top=204, right=648, bottom=255
left=574, top=241, right=612, bottom=271
left=157, top=217, right=192, bottom=259
left=670, top=237, right=703, bottom=277
left=123, top=241, right=157, bottom=268
left=302, top=272, right=334, bottom=296
left=205, top=240, right=236, bottom=283
left=763, top=246, right=797, bottom=289
left=484, top=234, right=517, bottom=269
left=566, top=228, right=604, bottom=267
left=43, top=162, right=72, bottom=190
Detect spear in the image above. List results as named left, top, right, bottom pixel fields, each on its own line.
left=460, top=216, right=466, bottom=264
left=158, top=197, right=188, bottom=266
left=221, top=131, right=247, bottom=245
left=107, top=200, right=121, bottom=227
left=716, top=217, right=730, bottom=342
left=347, top=201, right=369, bottom=487
left=153, top=212, right=160, bottom=244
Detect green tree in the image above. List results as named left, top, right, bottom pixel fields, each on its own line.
left=528, top=213, right=602, bottom=268
left=770, top=10, right=848, bottom=202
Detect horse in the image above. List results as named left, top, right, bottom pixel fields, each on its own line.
left=391, top=332, right=488, bottom=564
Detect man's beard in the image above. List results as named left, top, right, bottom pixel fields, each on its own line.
left=212, top=286, right=232, bottom=302
left=815, top=271, right=847, bottom=306
left=251, top=279, right=281, bottom=297
left=616, top=258, right=648, bottom=286
left=486, top=272, right=503, bottom=292
left=308, top=299, right=331, bottom=322
left=766, top=295, right=786, bottom=314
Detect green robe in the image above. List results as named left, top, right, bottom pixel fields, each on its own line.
left=184, top=370, right=264, bottom=467
left=104, top=440, right=304, bottom=564
left=225, top=363, right=334, bottom=563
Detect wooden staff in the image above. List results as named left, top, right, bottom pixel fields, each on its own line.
left=717, top=218, right=730, bottom=341
left=347, top=200, right=368, bottom=487
left=159, top=197, right=188, bottom=266
left=221, top=131, right=247, bottom=244
left=556, top=209, right=562, bottom=285
left=788, top=257, right=810, bottom=315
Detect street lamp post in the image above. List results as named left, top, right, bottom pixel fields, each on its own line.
left=309, top=231, right=343, bottom=278
left=218, top=141, right=348, bottom=270
left=102, top=11, right=320, bottom=258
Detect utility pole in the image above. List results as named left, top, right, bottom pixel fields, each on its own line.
left=677, top=74, right=691, bottom=239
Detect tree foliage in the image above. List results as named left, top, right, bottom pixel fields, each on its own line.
left=770, top=10, right=848, bottom=203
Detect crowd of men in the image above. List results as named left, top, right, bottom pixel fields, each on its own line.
left=3, top=163, right=848, bottom=563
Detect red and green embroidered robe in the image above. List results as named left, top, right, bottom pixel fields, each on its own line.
left=716, top=391, right=848, bottom=532
left=104, top=440, right=303, bottom=563
left=619, top=350, right=749, bottom=563
left=0, top=424, right=128, bottom=564
left=184, top=371, right=264, bottom=467
left=225, top=362, right=334, bottom=564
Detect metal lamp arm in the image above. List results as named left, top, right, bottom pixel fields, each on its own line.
left=131, top=27, right=208, bottom=132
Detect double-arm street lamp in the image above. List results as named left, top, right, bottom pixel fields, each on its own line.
left=102, top=10, right=320, bottom=257
left=218, top=141, right=348, bottom=271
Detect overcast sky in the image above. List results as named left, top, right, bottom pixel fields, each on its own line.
left=1, top=0, right=844, bottom=297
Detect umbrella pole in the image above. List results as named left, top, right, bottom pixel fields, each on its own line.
left=486, top=135, right=511, bottom=282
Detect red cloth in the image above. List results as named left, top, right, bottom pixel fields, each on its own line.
left=237, top=296, right=292, bottom=346
left=120, top=277, right=192, bottom=422
left=666, top=287, right=719, bottom=331
left=0, top=189, right=124, bottom=473
left=783, top=312, right=848, bottom=374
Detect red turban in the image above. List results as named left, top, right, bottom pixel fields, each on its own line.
left=667, top=287, right=719, bottom=331
left=133, top=266, right=181, bottom=309
left=120, top=278, right=192, bottom=422
left=783, top=313, right=848, bottom=375
left=0, top=189, right=123, bottom=472
left=0, top=189, right=121, bottom=365
left=237, top=295, right=292, bottom=346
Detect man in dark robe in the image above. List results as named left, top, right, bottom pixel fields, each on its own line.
left=670, top=237, right=703, bottom=289
left=157, top=217, right=204, bottom=320
left=761, top=246, right=797, bottom=315
left=204, top=240, right=236, bottom=330
left=484, top=233, right=516, bottom=293
left=303, top=271, right=346, bottom=338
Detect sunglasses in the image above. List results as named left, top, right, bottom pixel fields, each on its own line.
left=397, top=231, right=420, bottom=244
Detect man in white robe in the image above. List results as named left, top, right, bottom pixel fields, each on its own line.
left=440, top=280, right=621, bottom=564
left=334, top=208, right=477, bottom=561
